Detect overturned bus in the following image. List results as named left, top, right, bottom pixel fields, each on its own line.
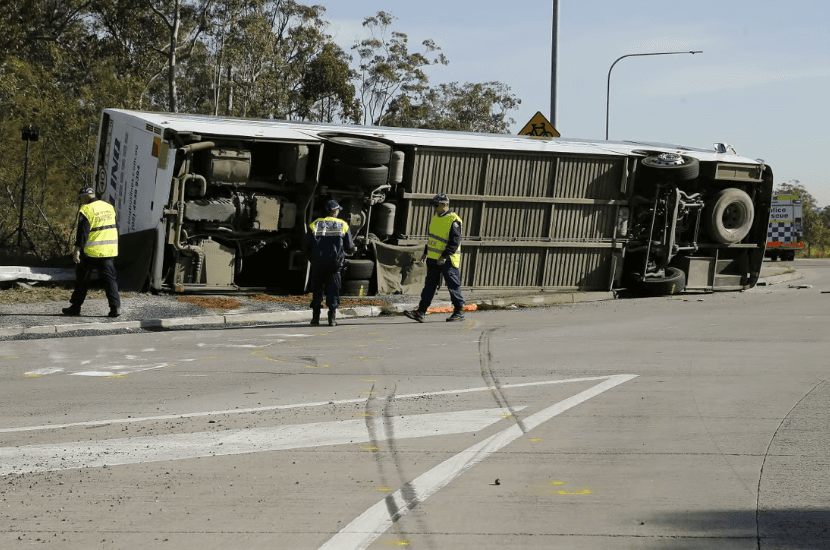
left=94, top=109, right=773, bottom=296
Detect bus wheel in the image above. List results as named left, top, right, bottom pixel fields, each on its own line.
left=327, top=136, right=392, bottom=166
left=334, top=163, right=389, bottom=187
left=343, top=259, right=375, bottom=280
left=631, top=267, right=686, bottom=296
left=640, top=154, right=700, bottom=182
left=341, top=278, right=371, bottom=296
left=705, top=188, right=755, bottom=244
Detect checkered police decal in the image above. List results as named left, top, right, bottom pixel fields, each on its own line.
left=767, top=224, right=795, bottom=243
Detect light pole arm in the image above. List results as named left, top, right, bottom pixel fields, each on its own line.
left=605, top=50, right=702, bottom=140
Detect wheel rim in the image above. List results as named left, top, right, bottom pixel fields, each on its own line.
left=721, top=202, right=748, bottom=230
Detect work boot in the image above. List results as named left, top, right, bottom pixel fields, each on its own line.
left=108, top=307, right=122, bottom=318
left=446, top=306, right=465, bottom=322
left=327, top=309, right=337, bottom=327
left=310, top=308, right=321, bottom=326
left=62, top=305, right=81, bottom=316
left=403, top=302, right=428, bottom=323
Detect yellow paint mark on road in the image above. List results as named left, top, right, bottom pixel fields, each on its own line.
left=558, top=489, right=592, bottom=495
left=360, top=446, right=380, bottom=451
left=2, top=356, right=20, bottom=359
left=529, top=438, right=542, bottom=442
left=374, top=339, right=386, bottom=342
left=357, top=356, right=380, bottom=360
left=24, top=374, right=40, bottom=378
left=355, top=413, right=374, bottom=418
left=304, top=365, right=318, bottom=369
left=384, top=541, right=410, bottom=547
left=501, top=414, right=513, bottom=418
left=355, top=344, right=366, bottom=347
left=321, top=364, right=332, bottom=368
left=375, top=487, right=392, bottom=492
left=263, top=356, right=289, bottom=363
left=367, top=332, right=379, bottom=335
left=547, top=481, right=564, bottom=485
left=361, top=378, right=376, bottom=382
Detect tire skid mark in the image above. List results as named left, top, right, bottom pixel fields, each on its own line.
left=479, top=327, right=527, bottom=434
left=755, top=376, right=830, bottom=548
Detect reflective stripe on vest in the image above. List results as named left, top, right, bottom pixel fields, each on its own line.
left=310, top=217, right=348, bottom=237
left=80, top=200, right=119, bottom=258
left=426, top=212, right=462, bottom=268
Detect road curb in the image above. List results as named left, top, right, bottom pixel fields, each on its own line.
left=756, top=271, right=803, bottom=286
left=1, top=290, right=619, bottom=339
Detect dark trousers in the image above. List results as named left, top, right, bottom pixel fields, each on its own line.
left=310, top=261, right=342, bottom=311
left=71, top=256, right=121, bottom=310
left=420, top=258, right=464, bottom=308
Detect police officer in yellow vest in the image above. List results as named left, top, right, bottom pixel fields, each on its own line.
left=404, top=193, right=466, bottom=322
left=304, top=199, right=355, bottom=326
left=62, top=187, right=121, bottom=317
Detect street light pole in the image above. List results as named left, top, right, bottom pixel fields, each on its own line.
left=605, top=50, right=702, bottom=140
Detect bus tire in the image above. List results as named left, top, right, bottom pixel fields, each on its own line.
left=343, top=259, right=374, bottom=280
left=631, top=267, right=686, bottom=296
left=341, top=278, right=371, bottom=296
left=705, top=188, right=755, bottom=244
left=640, top=154, right=700, bottom=182
left=334, top=163, right=389, bottom=187
left=327, top=137, right=392, bottom=166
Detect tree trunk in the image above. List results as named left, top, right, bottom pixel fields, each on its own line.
left=168, top=0, right=181, bottom=113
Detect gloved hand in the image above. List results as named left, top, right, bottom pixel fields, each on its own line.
left=437, top=257, right=447, bottom=266
left=72, top=247, right=81, bottom=264
left=419, top=253, right=427, bottom=263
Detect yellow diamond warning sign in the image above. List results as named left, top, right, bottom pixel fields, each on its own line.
left=518, top=111, right=560, bottom=138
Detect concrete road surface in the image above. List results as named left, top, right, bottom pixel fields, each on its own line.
left=1, top=259, right=828, bottom=549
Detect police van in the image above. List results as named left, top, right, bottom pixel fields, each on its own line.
left=93, top=109, right=773, bottom=295
left=764, top=195, right=803, bottom=262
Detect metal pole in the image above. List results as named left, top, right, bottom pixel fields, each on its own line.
left=550, top=0, right=560, bottom=130
left=605, top=50, right=702, bottom=140
left=16, top=138, right=31, bottom=248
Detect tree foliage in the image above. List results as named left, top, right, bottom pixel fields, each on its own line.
left=0, top=2, right=519, bottom=261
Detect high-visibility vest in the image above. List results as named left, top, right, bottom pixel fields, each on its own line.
left=426, top=212, right=462, bottom=268
left=79, top=200, right=118, bottom=258
left=308, top=216, right=351, bottom=262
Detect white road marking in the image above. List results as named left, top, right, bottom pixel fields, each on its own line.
left=197, top=343, right=273, bottom=348
left=0, top=376, right=614, bottom=434
left=318, top=374, right=637, bottom=550
left=0, top=407, right=523, bottom=476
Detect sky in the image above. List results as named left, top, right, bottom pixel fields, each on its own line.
left=318, top=0, right=830, bottom=207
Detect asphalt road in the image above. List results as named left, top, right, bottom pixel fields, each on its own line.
left=1, top=259, right=828, bottom=549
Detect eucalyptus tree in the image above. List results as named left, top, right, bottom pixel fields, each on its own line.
left=352, top=11, right=447, bottom=126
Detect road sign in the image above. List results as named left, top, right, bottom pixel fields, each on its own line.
left=519, top=111, right=560, bottom=138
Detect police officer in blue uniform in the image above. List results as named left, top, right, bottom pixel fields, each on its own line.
left=304, top=199, right=355, bottom=326
left=404, top=193, right=466, bottom=323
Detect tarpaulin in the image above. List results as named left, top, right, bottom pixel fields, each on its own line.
left=371, top=241, right=427, bottom=295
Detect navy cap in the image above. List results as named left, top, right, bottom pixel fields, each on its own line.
left=78, top=187, right=95, bottom=197
left=430, top=193, right=449, bottom=205
left=326, top=199, right=341, bottom=211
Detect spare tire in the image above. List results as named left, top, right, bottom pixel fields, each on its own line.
left=341, top=278, right=371, bottom=296
left=343, top=259, right=375, bottom=280
left=327, top=137, right=391, bottom=166
left=640, top=154, right=700, bottom=182
left=705, top=188, right=754, bottom=244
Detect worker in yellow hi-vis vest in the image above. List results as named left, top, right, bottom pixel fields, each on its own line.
left=404, top=193, right=466, bottom=323
left=61, top=187, right=121, bottom=318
